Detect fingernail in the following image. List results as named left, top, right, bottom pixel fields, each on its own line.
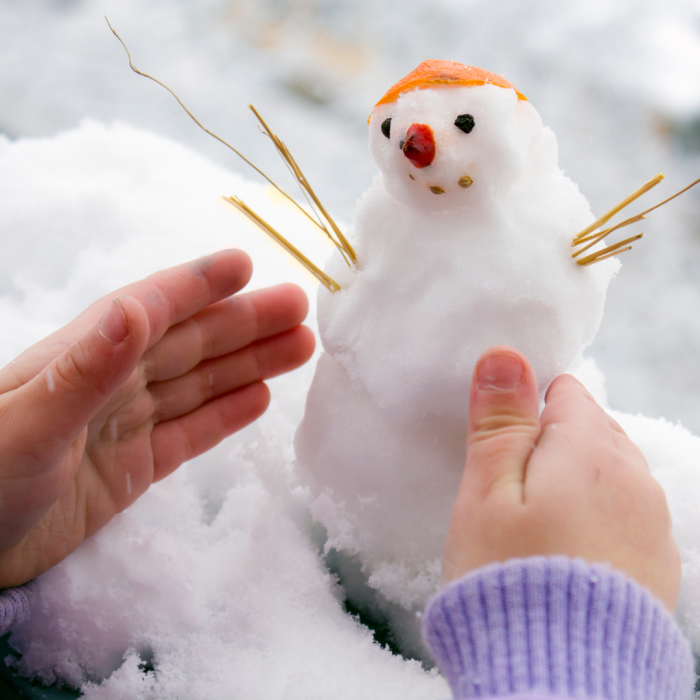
left=476, top=353, right=523, bottom=391
left=99, top=298, right=128, bottom=344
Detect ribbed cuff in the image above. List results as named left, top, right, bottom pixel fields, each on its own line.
left=0, top=580, right=36, bottom=636
left=423, top=557, right=694, bottom=700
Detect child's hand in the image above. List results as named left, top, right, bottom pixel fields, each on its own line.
left=443, top=346, right=680, bottom=612
left=0, top=250, right=314, bottom=588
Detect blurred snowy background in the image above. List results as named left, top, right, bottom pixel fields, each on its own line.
left=3, top=0, right=700, bottom=430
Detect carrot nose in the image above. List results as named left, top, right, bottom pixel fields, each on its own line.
left=402, top=123, right=435, bottom=168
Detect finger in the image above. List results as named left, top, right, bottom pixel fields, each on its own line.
left=463, top=346, right=540, bottom=501
left=150, top=325, right=315, bottom=423
left=543, top=372, right=596, bottom=406
left=534, top=375, right=607, bottom=473
left=606, top=412, right=627, bottom=435
left=540, top=374, right=611, bottom=436
left=142, top=283, right=309, bottom=382
left=536, top=374, right=648, bottom=476
left=151, top=381, right=271, bottom=482
left=0, top=250, right=254, bottom=394
left=1, top=295, right=149, bottom=475
left=119, top=249, right=253, bottom=348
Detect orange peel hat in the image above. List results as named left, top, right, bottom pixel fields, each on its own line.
left=370, top=60, right=526, bottom=121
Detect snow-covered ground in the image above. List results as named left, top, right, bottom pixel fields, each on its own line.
left=3, top=1, right=700, bottom=697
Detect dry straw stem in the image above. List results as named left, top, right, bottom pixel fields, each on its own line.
left=572, top=173, right=700, bottom=265
left=249, top=105, right=357, bottom=266
left=572, top=228, right=613, bottom=258
left=575, top=174, right=700, bottom=246
left=573, top=173, right=665, bottom=244
left=574, top=212, right=647, bottom=247
left=573, top=220, right=645, bottom=259
left=106, top=17, right=353, bottom=289
left=579, top=246, right=633, bottom=266
left=576, top=233, right=644, bottom=266
left=107, top=18, right=311, bottom=226
left=224, top=197, right=340, bottom=292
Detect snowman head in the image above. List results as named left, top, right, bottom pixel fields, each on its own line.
left=369, top=61, right=545, bottom=213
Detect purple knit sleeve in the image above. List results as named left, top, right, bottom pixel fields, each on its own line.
left=0, top=581, right=36, bottom=636
left=422, top=557, right=694, bottom=700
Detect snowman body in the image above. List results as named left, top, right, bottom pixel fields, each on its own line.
left=295, top=73, right=618, bottom=633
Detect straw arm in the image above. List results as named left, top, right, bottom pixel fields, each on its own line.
left=223, top=197, right=341, bottom=292
left=575, top=233, right=643, bottom=265
left=573, top=173, right=664, bottom=243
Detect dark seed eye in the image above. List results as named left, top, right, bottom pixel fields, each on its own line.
left=381, top=118, right=392, bottom=139
left=454, top=114, right=475, bottom=134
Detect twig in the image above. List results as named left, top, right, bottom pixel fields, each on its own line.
left=248, top=105, right=357, bottom=265
left=573, top=213, right=647, bottom=246
left=223, top=197, right=341, bottom=291
left=106, top=17, right=352, bottom=286
left=576, top=233, right=643, bottom=266
left=572, top=173, right=700, bottom=266
left=579, top=246, right=633, bottom=266
left=572, top=228, right=611, bottom=259
left=632, top=175, right=700, bottom=220
left=573, top=173, right=664, bottom=244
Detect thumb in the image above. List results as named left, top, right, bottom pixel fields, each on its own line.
left=16, top=295, right=150, bottom=460
left=465, top=346, right=541, bottom=499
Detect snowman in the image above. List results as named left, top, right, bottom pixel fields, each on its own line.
left=294, top=60, right=618, bottom=655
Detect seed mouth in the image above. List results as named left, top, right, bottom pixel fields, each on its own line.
left=430, top=186, right=445, bottom=195
left=408, top=173, right=415, bottom=180
left=458, top=175, right=474, bottom=188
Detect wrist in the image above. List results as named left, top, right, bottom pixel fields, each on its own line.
left=423, top=557, right=693, bottom=700
left=0, top=580, right=36, bottom=636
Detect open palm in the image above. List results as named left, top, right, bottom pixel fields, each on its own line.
left=0, top=250, right=314, bottom=587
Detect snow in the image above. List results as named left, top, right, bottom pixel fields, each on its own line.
left=8, top=440, right=443, bottom=700
left=2, top=1, right=700, bottom=695
left=614, top=411, right=700, bottom=655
